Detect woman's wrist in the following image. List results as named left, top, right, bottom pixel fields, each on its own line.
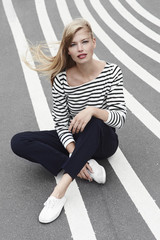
left=86, top=106, right=95, bottom=116
left=66, top=142, right=75, bottom=154
left=91, top=107, right=108, bottom=122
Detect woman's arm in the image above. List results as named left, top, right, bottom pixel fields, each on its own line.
left=66, top=141, right=93, bottom=181
left=91, top=107, right=109, bottom=122
left=68, top=65, right=126, bottom=133
left=68, top=106, right=108, bottom=134
left=104, top=65, right=127, bottom=129
left=52, top=75, right=75, bottom=149
left=66, top=142, right=75, bottom=154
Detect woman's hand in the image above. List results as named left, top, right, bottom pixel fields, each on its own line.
left=77, top=162, right=93, bottom=181
left=69, top=107, right=94, bottom=134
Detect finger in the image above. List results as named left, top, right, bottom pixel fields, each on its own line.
left=80, top=167, right=89, bottom=180
left=80, top=122, right=87, bottom=132
left=77, top=173, right=82, bottom=179
left=86, top=162, right=93, bottom=173
left=78, top=165, right=93, bottom=181
left=72, top=126, right=77, bottom=134
left=77, top=119, right=87, bottom=133
left=84, top=170, right=92, bottom=181
left=78, top=170, right=86, bottom=178
left=76, top=125, right=82, bottom=133
left=78, top=172, right=85, bottom=179
left=78, top=171, right=92, bottom=181
left=81, top=171, right=88, bottom=180
left=68, top=121, right=74, bottom=132
left=82, top=167, right=92, bottom=181
left=69, top=118, right=77, bottom=131
left=71, top=121, right=80, bottom=134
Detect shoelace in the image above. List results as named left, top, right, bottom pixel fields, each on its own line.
left=44, top=198, right=57, bottom=208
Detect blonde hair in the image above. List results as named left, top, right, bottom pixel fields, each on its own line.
left=25, top=18, right=94, bottom=85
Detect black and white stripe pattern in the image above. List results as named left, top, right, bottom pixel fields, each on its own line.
left=52, top=63, right=127, bottom=148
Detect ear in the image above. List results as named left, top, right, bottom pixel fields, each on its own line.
left=93, top=37, right=96, bottom=49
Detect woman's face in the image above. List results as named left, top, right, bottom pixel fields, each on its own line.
left=68, top=28, right=96, bottom=64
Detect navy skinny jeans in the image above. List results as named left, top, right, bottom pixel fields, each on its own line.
left=11, top=118, right=118, bottom=180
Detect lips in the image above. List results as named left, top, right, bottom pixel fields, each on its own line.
left=77, top=54, right=87, bottom=59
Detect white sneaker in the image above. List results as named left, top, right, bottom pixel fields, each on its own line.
left=39, top=196, right=66, bottom=223
left=88, top=159, right=106, bottom=184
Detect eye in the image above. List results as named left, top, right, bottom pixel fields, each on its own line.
left=70, top=43, right=76, bottom=47
left=82, top=40, right=89, bottom=44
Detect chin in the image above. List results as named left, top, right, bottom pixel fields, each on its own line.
left=77, top=57, right=92, bottom=64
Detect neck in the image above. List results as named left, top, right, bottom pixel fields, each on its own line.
left=76, top=59, right=97, bottom=79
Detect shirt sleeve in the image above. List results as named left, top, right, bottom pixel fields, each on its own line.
left=105, top=65, right=127, bottom=129
left=52, top=75, right=75, bottom=148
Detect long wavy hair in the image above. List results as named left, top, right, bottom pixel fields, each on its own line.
left=25, top=18, right=94, bottom=86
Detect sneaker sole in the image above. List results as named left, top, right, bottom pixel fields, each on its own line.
left=39, top=211, right=61, bottom=224
left=100, top=166, right=106, bottom=184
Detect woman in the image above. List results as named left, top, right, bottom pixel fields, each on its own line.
left=11, top=18, right=127, bottom=224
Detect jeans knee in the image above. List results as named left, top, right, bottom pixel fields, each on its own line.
left=11, top=132, right=27, bottom=156
left=88, top=117, right=104, bottom=129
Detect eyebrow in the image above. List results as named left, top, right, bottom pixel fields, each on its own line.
left=71, top=38, right=90, bottom=43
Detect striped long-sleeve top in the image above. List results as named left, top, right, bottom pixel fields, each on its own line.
left=52, top=62, right=127, bottom=148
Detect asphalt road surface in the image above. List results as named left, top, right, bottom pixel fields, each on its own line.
left=1, top=0, right=160, bottom=239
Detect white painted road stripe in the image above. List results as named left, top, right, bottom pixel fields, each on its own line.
left=34, top=0, right=160, bottom=144
left=73, top=0, right=160, bottom=140
left=124, top=89, right=160, bottom=140
left=2, top=0, right=54, bottom=131
left=110, top=0, right=160, bottom=44
left=90, top=0, right=160, bottom=63
left=125, top=0, right=160, bottom=27
left=3, top=0, right=160, bottom=239
left=74, top=1, right=160, bottom=239
left=3, top=0, right=96, bottom=239
left=35, top=1, right=97, bottom=239
left=34, top=0, right=57, bottom=47
left=108, top=148, right=160, bottom=240
left=74, top=0, right=160, bottom=94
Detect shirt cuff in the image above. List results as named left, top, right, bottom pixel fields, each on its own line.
left=64, top=138, right=75, bottom=149
left=104, top=110, right=111, bottom=124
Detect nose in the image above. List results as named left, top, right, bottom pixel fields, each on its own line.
left=77, top=43, right=83, bottom=52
